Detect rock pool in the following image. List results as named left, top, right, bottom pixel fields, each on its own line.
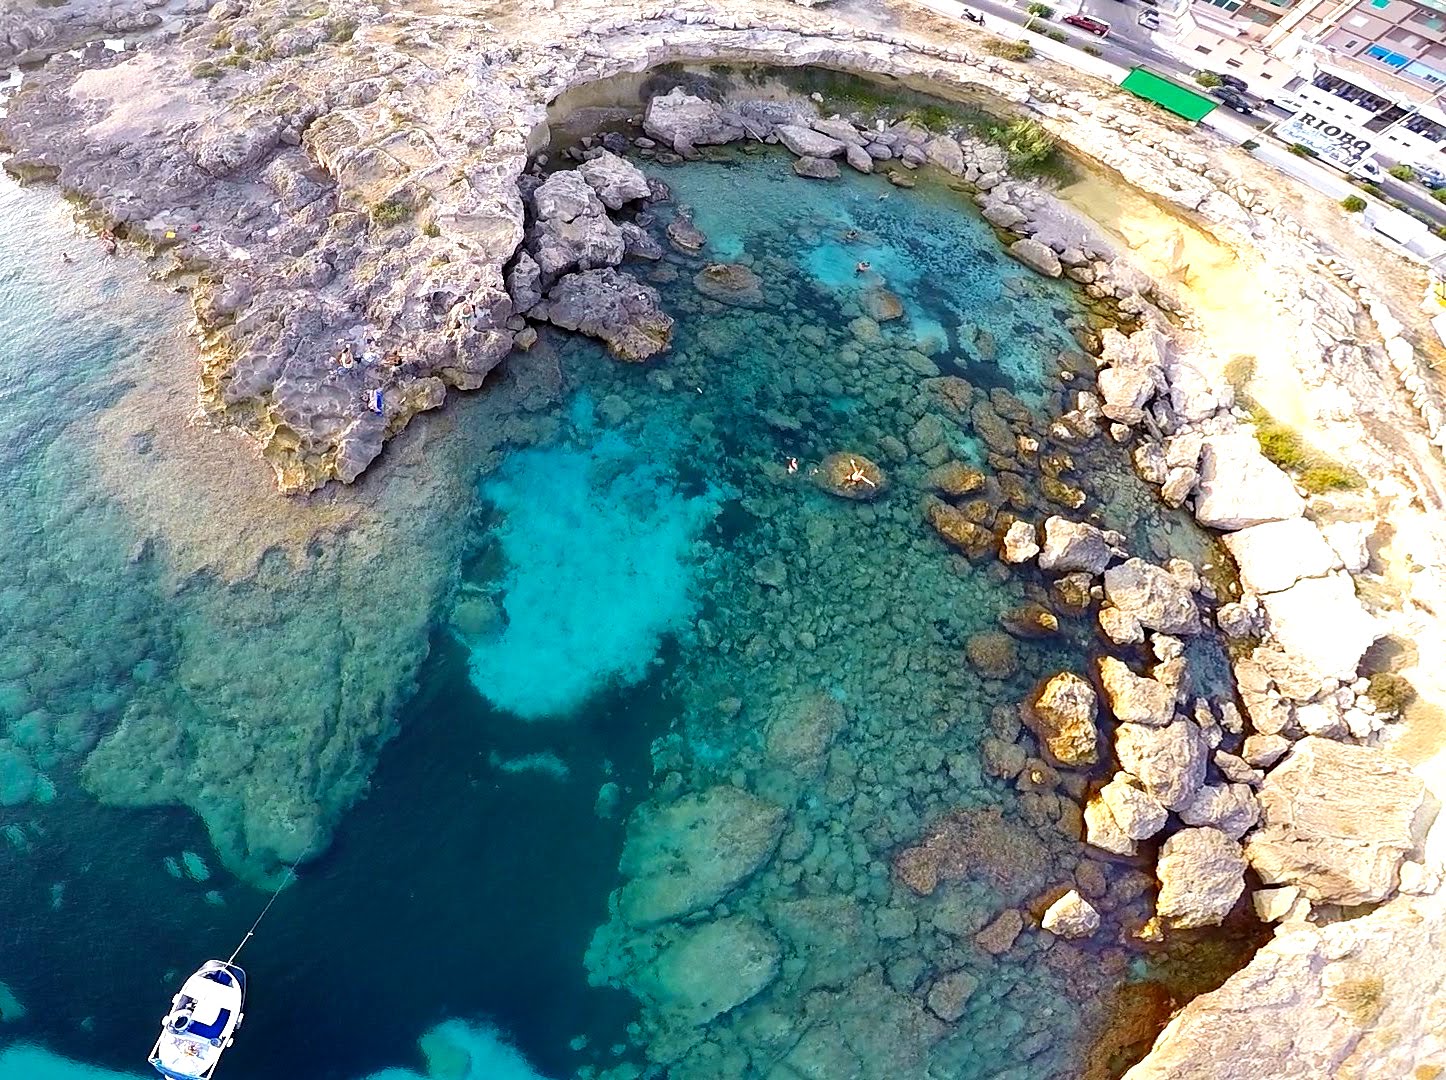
left=0, top=144, right=1255, bottom=1080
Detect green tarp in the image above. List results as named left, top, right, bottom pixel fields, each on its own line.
left=1119, top=67, right=1217, bottom=122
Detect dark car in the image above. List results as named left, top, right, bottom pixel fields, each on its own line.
left=1139, top=0, right=1159, bottom=7
left=1208, top=87, right=1255, bottom=114
left=1062, top=13, right=1111, bottom=35
left=1197, top=69, right=1249, bottom=92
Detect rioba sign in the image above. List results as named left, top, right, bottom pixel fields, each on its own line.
left=1273, top=111, right=1375, bottom=167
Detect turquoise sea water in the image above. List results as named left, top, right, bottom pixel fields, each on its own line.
left=0, top=146, right=1236, bottom=1080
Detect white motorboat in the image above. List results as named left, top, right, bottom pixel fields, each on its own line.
left=148, top=960, right=246, bottom=1080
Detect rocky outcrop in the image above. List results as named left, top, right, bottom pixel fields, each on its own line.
left=643, top=87, right=746, bottom=154
left=1037, top=516, right=1113, bottom=574
left=1192, top=433, right=1304, bottom=531
left=636, top=916, right=782, bottom=1026
left=1245, top=738, right=1433, bottom=905
left=1103, top=558, right=1199, bottom=635
left=1114, top=719, right=1206, bottom=812
left=1098, top=656, right=1175, bottom=726
left=539, top=268, right=673, bottom=362
left=1124, top=891, right=1446, bottom=1079
left=577, top=150, right=652, bottom=211
left=814, top=452, right=886, bottom=500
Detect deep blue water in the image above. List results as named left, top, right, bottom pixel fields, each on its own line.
left=0, top=144, right=1234, bottom=1080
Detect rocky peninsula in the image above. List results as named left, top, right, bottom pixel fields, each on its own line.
left=4, top=0, right=1446, bottom=1075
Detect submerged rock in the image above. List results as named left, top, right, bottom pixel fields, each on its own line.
left=617, top=786, right=786, bottom=926
left=1245, top=738, right=1432, bottom=904
left=692, top=263, right=765, bottom=307
left=925, top=499, right=994, bottom=558
left=1156, top=827, right=1247, bottom=929
left=861, top=287, right=905, bottom=322
left=926, top=461, right=985, bottom=497
left=814, top=452, right=887, bottom=500
left=541, top=268, right=673, bottom=362
left=793, top=155, right=841, bottom=180
left=638, top=916, right=781, bottom=1026
left=1024, top=672, right=1099, bottom=768
left=666, top=212, right=707, bottom=254
left=764, top=692, right=846, bottom=778
left=965, top=631, right=1019, bottom=680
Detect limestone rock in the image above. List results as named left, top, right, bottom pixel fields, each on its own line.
left=1114, top=719, right=1206, bottom=811
left=764, top=692, right=845, bottom=778
left=1098, top=656, right=1175, bottom=726
left=1084, top=794, right=1136, bottom=856
left=1099, top=606, right=1144, bottom=645
left=1123, top=892, right=1446, bottom=1079
left=975, top=908, right=1023, bottom=954
left=1001, top=520, right=1039, bottom=563
left=639, top=917, right=781, bottom=1026
left=1193, top=433, right=1305, bottom=531
left=1008, top=238, right=1063, bottom=278
left=643, top=88, right=745, bottom=153
left=1037, top=516, right=1112, bottom=574
left=1041, top=889, right=1100, bottom=938
left=1099, top=772, right=1168, bottom=840
left=775, top=123, right=847, bottom=159
left=577, top=150, right=652, bottom=210
left=1220, top=518, right=1341, bottom=595
left=1024, top=672, right=1099, bottom=768
left=543, top=269, right=673, bottom=362
left=926, top=500, right=994, bottom=557
left=1178, top=782, right=1260, bottom=840
left=1245, top=738, right=1433, bottom=904
left=1258, top=573, right=1380, bottom=681
left=617, top=786, right=786, bottom=926
left=665, top=212, right=707, bottom=254
left=1157, top=827, right=1247, bottom=929
left=814, top=453, right=887, bottom=500
left=1242, top=733, right=1290, bottom=768
left=1104, top=558, right=1199, bottom=635
left=844, top=143, right=873, bottom=173
left=924, top=135, right=965, bottom=175
left=966, top=631, right=1019, bottom=680
left=927, top=461, right=985, bottom=497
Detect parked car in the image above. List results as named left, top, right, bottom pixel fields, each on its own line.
left=1062, top=13, right=1111, bottom=35
left=1137, top=10, right=1160, bottom=27
left=1195, top=69, right=1249, bottom=93
left=1349, top=158, right=1385, bottom=182
left=1208, top=87, right=1255, bottom=114
left=1415, top=165, right=1446, bottom=190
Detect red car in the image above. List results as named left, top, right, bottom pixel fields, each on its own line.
left=1062, top=13, right=1110, bottom=36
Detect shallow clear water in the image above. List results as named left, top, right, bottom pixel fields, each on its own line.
left=0, top=147, right=1244, bottom=1080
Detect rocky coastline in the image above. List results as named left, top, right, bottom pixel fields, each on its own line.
left=4, top=0, right=1446, bottom=1073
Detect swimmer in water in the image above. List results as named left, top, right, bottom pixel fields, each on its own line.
left=855, top=261, right=871, bottom=274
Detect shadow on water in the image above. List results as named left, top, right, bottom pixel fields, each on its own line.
left=0, top=629, right=663, bottom=1079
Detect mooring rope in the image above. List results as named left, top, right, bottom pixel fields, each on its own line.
left=226, top=824, right=323, bottom=966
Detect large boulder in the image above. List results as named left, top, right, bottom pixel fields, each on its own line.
left=1114, top=718, right=1206, bottom=811
left=1157, top=827, right=1247, bottom=929
left=643, top=88, right=745, bottom=153
left=636, top=916, right=781, bottom=1026
left=1245, top=738, right=1433, bottom=904
left=1103, top=558, right=1199, bottom=635
left=1037, top=517, right=1113, bottom=574
left=1096, top=328, right=1168, bottom=426
left=1099, top=772, right=1168, bottom=840
left=1178, top=782, right=1260, bottom=840
left=530, top=170, right=625, bottom=279
left=617, top=786, right=787, bottom=926
left=1193, top=432, right=1305, bottom=531
left=1121, top=891, right=1446, bottom=1080
left=1098, top=656, right=1176, bottom=726
left=542, top=269, right=673, bottom=362
left=774, top=123, right=847, bottom=158
left=577, top=150, right=652, bottom=210
left=1258, top=573, right=1380, bottom=681
left=1024, top=672, right=1099, bottom=768
left=1219, top=517, right=1341, bottom=595
left=1008, top=238, right=1063, bottom=278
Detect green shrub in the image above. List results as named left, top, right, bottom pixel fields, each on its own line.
left=327, top=17, right=358, bottom=43
left=371, top=199, right=412, bottom=227
left=1340, top=194, right=1366, bottom=212
left=1288, top=142, right=1318, bottom=157
left=1026, top=2, right=1055, bottom=15
left=422, top=220, right=441, bottom=238
left=190, top=61, right=223, bottom=80
left=1432, top=187, right=1446, bottom=204
left=1251, top=409, right=1366, bottom=493
left=1222, top=355, right=1256, bottom=391
left=1082, top=44, right=1102, bottom=56
left=987, top=117, right=1058, bottom=173
left=1241, top=139, right=1259, bottom=151
left=1389, top=164, right=1415, bottom=180
left=1357, top=181, right=1381, bottom=195
left=1046, top=29, right=1068, bottom=41
left=1367, top=672, right=1415, bottom=713
left=984, top=38, right=1036, bottom=61
left=1194, top=71, right=1223, bottom=88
